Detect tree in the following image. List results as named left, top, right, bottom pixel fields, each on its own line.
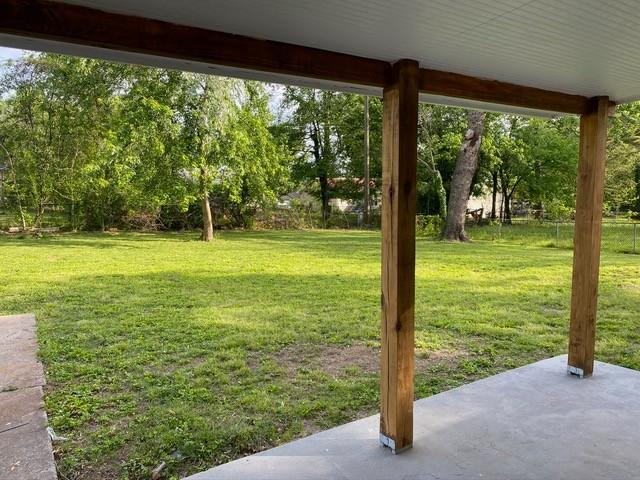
left=111, top=66, right=187, bottom=229
left=415, top=105, right=468, bottom=218
left=0, top=112, right=27, bottom=228
left=443, top=110, right=486, bottom=241
left=0, top=54, right=125, bottom=229
left=417, top=106, right=448, bottom=220
left=3, top=50, right=640, bottom=234
left=283, top=87, right=349, bottom=225
left=606, top=103, right=640, bottom=215
left=496, top=134, right=525, bottom=223
left=475, top=115, right=579, bottom=224
left=219, top=82, right=291, bottom=228
left=174, top=77, right=291, bottom=238
left=174, top=74, right=236, bottom=241
left=490, top=117, right=528, bottom=223
left=0, top=53, right=291, bottom=234
left=517, top=117, right=578, bottom=219
left=334, top=95, right=383, bottom=215
left=636, top=165, right=640, bottom=215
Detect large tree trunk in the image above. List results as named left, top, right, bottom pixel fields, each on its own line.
left=201, top=193, right=214, bottom=241
left=200, top=166, right=214, bottom=241
left=443, top=111, right=486, bottom=241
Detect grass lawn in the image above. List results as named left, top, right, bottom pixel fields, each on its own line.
left=1, top=230, right=639, bottom=479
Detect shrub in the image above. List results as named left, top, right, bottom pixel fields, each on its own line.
left=416, top=215, right=444, bottom=237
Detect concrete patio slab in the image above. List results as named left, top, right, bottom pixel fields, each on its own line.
left=0, top=314, right=56, bottom=480
left=187, top=355, right=640, bottom=480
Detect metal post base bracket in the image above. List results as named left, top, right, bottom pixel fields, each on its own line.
left=379, top=433, right=412, bottom=455
left=567, top=365, right=588, bottom=379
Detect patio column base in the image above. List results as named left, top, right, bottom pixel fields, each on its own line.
left=567, top=365, right=589, bottom=379
left=379, top=433, right=412, bottom=455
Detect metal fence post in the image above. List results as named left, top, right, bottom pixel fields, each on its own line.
left=555, top=221, right=560, bottom=247
left=634, top=223, right=637, bottom=254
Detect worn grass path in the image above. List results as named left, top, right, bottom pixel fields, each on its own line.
left=0, top=231, right=638, bottom=479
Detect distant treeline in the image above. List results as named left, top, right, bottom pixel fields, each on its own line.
left=1, top=53, right=638, bottom=235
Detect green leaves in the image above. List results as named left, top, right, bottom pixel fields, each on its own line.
left=0, top=56, right=291, bottom=230
left=171, top=77, right=290, bottom=228
left=606, top=103, right=640, bottom=214
left=2, top=50, right=638, bottom=231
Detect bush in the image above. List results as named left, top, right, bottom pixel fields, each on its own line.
left=544, top=200, right=574, bottom=221
left=416, top=215, right=444, bottom=237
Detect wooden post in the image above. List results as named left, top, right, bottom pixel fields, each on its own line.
left=380, top=59, right=419, bottom=453
left=568, top=96, right=609, bottom=378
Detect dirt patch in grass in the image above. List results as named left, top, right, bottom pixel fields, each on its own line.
left=418, top=348, right=470, bottom=370
left=261, top=343, right=469, bottom=377
left=301, top=419, right=323, bottom=437
left=265, top=343, right=378, bottom=375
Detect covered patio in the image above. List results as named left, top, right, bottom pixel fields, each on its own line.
left=1, top=0, right=637, bottom=477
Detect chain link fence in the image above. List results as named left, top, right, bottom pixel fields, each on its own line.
left=465, top=219, right=640, bottom=255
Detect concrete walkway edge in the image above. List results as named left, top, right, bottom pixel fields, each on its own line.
left=0, top=313, right=57, bottom=480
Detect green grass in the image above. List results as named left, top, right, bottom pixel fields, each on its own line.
left=0, top=230, right=639, bottom=479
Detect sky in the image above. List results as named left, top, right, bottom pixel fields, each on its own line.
left=0, top=48, right=24, bottom=96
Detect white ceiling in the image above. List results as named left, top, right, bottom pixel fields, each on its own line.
left=4, top=0, right=640, bottom=114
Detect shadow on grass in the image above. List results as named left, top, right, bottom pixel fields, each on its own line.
left=0, top=231, right=202, bottom=249
left=27, top=264, right=586, bottom=371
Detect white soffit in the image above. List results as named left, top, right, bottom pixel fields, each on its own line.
left=0, top=34, right=563, bottom=119
left=5, top=0, right=640, bottom=114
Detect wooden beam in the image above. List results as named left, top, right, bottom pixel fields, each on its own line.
left=568, top=96, right=609, bottom=378
left=380, top=59, right=418, bottom=453
left=0, top=0, right=390, bottom=88
left=419, top=69, right=595, bottom=115
left=0, top=0, right=607, bottom=115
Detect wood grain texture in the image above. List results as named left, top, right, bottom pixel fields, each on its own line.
left=380, top=60, right=418, bottom=452
left=420, top=69, right=596, bottom=115
left=0, top=0, right=390, bottom=88
left=568, top=96, right=609, bottom=377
